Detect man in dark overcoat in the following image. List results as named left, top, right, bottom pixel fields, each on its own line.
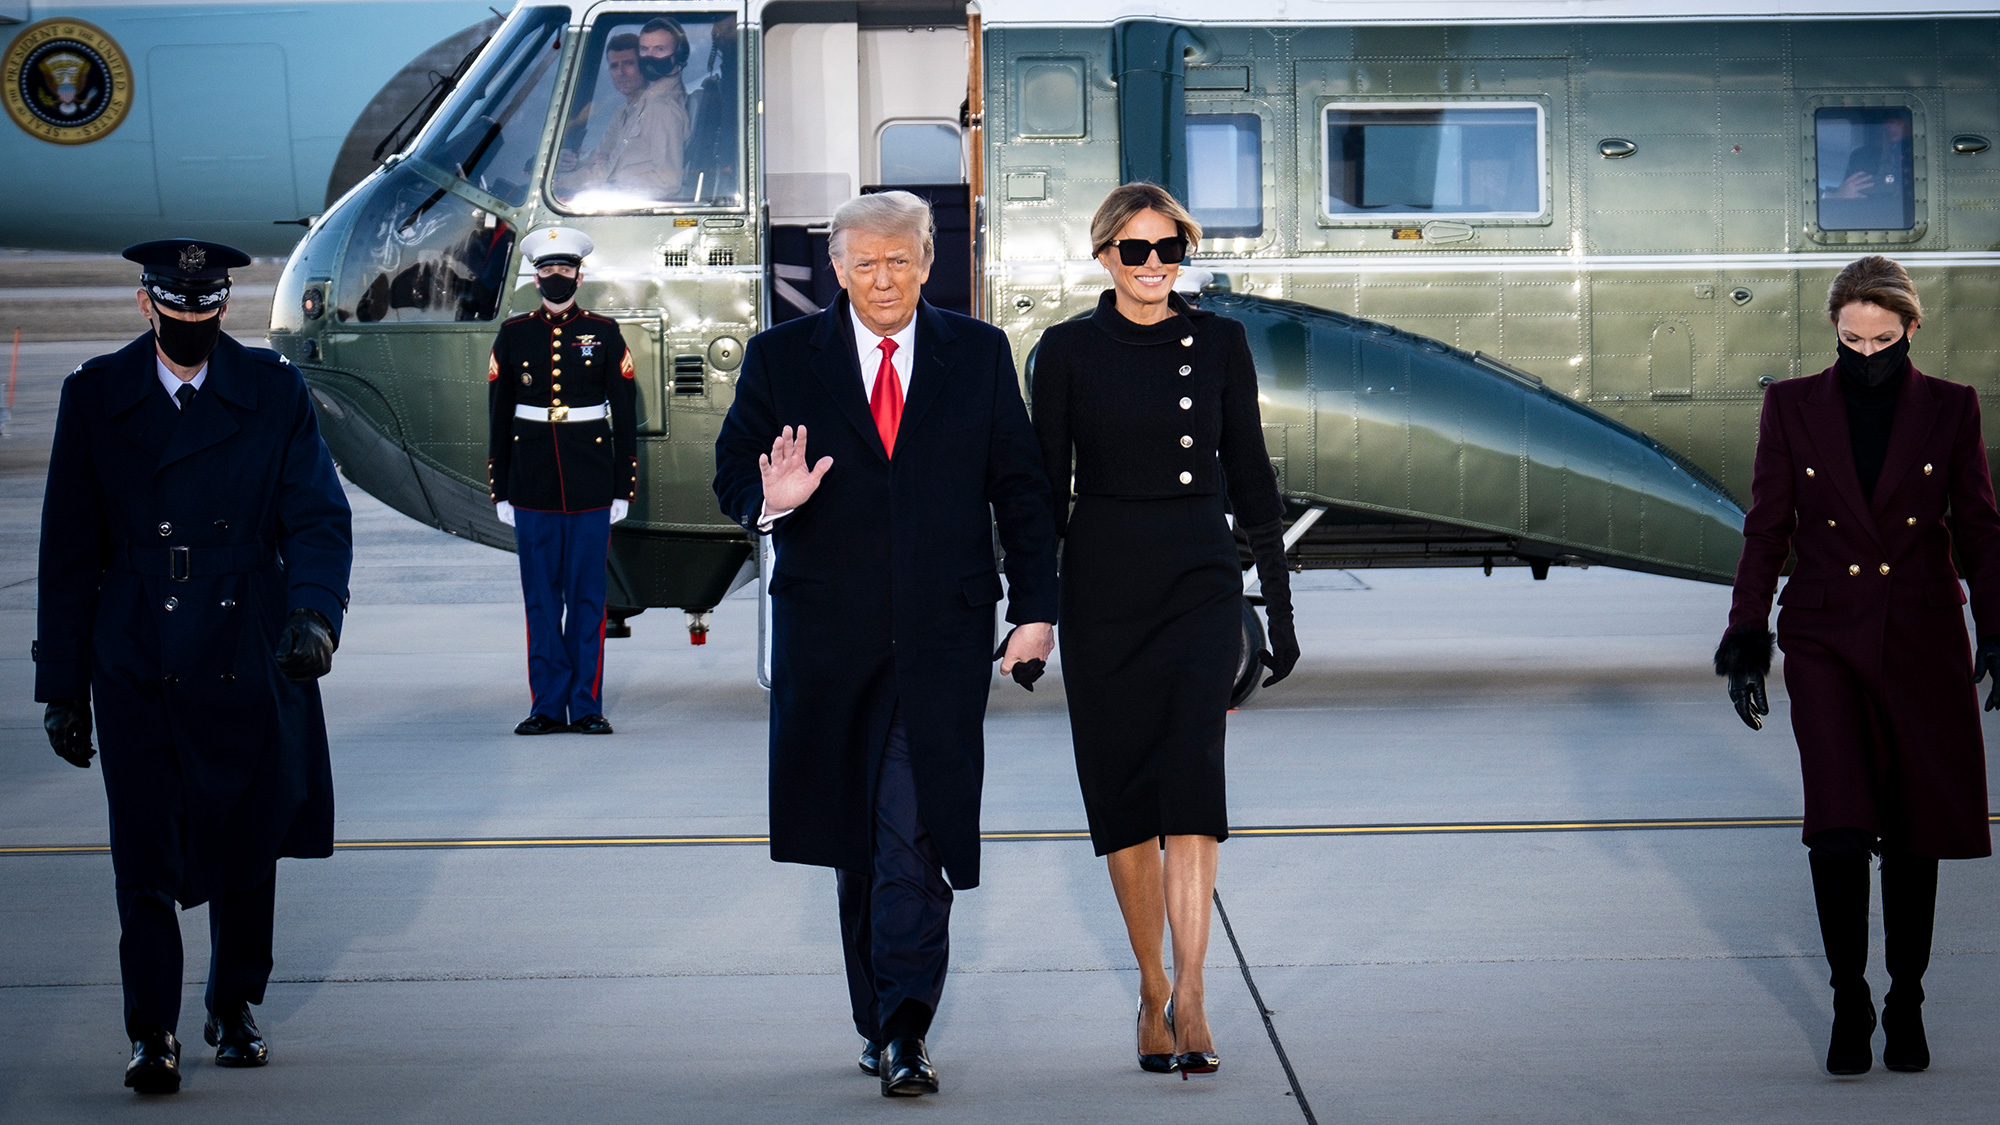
left=1716, top=256, right=2000, bottom=1075
left=713, top=192, right=1057, bottom=1096
left=35, top=240, right=352, bottom=1094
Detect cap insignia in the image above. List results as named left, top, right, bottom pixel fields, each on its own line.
left=179, top=244, right=206, bottom=272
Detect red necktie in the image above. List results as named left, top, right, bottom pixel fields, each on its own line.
left=869, top=338, right=903, bottom=457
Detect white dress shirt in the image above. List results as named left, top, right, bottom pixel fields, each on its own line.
left=758, top=306, right=920, bottom=530
left=157, top=356, right=208, bottom=407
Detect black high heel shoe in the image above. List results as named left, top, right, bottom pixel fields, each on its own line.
left=1138, top=998, right=1176, bottom=1073
left=1170, top=999, right=1220, bottom=1078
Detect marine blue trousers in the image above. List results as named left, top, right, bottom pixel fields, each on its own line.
left=836, top=704, right=954, bottom=1042
left=513, top=507, right=611, bottom=722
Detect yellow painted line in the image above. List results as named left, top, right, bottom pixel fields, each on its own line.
left=6, top=816, right=1994, bottom=856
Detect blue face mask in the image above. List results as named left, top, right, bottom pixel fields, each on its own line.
left=1837, top=333, right=1910, bottom=387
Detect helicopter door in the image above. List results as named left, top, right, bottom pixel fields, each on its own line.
left=763, top=9, right=970, bottom=323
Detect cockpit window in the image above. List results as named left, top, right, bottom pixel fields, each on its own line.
left=415, top=6, right=569, bottom=208
left=1815, top=107, right=1915, bottom=231
left=336, top=167, right=516, bottom=323
left=550, top=11, right=742, bottom=212
left=1323, top=103, right=1544, bottom=219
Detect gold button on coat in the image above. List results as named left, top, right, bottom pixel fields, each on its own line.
left=552, top=368, right=562, bottom=376
left=1180, top=336, right=1193, bottom=347
left=1924, top=463, right=1934, bottom=475
left=1179, top=471, right=1193, bottom=484
left=1880, top=563, right=1891, bottom=575
left=552, top=383, right=561, bottom=392
left=1848, top=564, right=1860, bottom=575
left=1908, top=517, right=1917, bottom=526
left=1827, top=519, right=1836, bottom=527
left=1806, top=467, right=1816, bottom=477
left=1180, top=435, right=1193, bottom=448
left=1179, top=397, right=1192, bottom=409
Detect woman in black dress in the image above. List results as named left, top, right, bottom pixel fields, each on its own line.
left=1032, top=183, right=1298, bottom=1075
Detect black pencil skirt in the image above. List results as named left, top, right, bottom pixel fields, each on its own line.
left=1059, top=492, right=1240, bottom=855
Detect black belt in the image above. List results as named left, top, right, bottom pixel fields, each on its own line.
left=119, top=543, right=274, bottom=582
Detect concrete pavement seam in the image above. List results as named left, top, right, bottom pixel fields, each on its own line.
left=1215, top=889, right=1318, bottom=1125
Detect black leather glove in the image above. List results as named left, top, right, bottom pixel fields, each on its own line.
left=273, top=608, right=337, bottom=682
left=1243, top=518, right=1299, bottom=688
left=44, top=697, right=94, bottom=768
left=1713, top=627, right=1774, bottom=731
left=1973, top=637, right=2000, bottom=712
left=992, top=626, right=1046, bottom=691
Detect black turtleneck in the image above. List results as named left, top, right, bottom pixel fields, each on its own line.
left=1841, top=362, right=1905, bottom=501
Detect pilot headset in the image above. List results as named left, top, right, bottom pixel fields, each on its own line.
left=637, top=16, right=691, bottom=81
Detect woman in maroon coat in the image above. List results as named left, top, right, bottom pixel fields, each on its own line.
left=1716, top=255, right=2000, bottom=1076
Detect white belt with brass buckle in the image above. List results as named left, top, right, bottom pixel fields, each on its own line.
left=515, top=403, right=607, bottom=423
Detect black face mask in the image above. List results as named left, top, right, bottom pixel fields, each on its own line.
left=536, top=273, right=578, bottom=305
left=638, top=54, right=681, bottom=83
left=1837, top=334, right=1911, bottom=388
left=153, top=309, right=223, bottom=367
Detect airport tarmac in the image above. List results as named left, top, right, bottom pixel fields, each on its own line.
left=0, top=337, right=1996, bottom=1123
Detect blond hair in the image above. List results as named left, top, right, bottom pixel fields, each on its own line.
left=830, top=191, right=935, bottom=268
left=1089, top=182, right=1202, bottom=259
left=1827, top=255, right=1924, bottom=329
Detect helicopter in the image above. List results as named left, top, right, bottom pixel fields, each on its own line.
left=262, top=0, right=1998, bottom=703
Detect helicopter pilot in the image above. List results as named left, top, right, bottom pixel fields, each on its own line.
left=488, top=227, right=639, bottom=735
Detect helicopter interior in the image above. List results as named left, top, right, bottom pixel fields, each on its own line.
left=763, top=3, right=973, bottom=320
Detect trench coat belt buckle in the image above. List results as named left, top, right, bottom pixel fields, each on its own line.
left=119, top=542, right=275, bottom=581
left=515, top=403, right=607, bottom=423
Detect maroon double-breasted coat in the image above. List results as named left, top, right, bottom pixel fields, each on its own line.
left=1727, top=362, right=1999, bottom=859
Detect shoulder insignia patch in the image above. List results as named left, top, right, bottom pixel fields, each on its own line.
left=488, top=352, right=499, bottom=382
left=619, top=351, right=635, bottom=380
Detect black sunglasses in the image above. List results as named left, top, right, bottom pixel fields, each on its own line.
left=1108, top=236, right=1188, bottom=266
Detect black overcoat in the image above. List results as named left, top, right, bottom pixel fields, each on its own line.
left=34, top=333, right=353, bottom=906
left=713, top=296, right=1059, bottom=889
left=1727, top=363, right=2000, bottom=858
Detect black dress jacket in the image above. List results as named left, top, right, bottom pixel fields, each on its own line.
left=712, top=294, right=1059, bottom=889
left=486, top=306, right=639, bottom=512
left=35, top=332, right=353, bottom=906
left=1033, top=291, right=1284, bottom=533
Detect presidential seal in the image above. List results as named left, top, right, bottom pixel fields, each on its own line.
left=3, top=20, right=133, bottom=145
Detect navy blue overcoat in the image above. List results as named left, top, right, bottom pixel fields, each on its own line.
left=714, top=296, right=1058, bottom=888
left=35, top=332, right=352, bottom=906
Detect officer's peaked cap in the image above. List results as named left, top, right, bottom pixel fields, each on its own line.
left=526, top=226, right=594, bottom=267
left=123, top=239, right=251, bottom=312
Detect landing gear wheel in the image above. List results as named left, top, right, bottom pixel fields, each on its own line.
left=1231, top=596, right=1267, bottom=709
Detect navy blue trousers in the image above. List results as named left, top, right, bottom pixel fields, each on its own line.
left=836, top=705, right=954, bottom=1042
left=513, top=507, right=611, bottom=722
left=117, top=869, right=275, bottom=1039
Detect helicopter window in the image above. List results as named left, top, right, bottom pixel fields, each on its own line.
left=551, top=12, right=742, bottom=211
left=335, top=167, right=517, bottom=323
left=1815, top=107, right=1915, bottom=231
left=1186, top=113, right=1262, bottom=239
left=878, top=121, right=963, bottom=183
left=1323, top=103, right=1543, bottom=219
left=414, top=6, right=568, bottom=208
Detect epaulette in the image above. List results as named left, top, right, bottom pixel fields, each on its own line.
left=502, top=312, right=536, bottom=326
left=242, top=345, right=297, bottom=370
left=68, top=353, right=116, bottom=380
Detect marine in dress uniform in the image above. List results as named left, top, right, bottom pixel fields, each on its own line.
left=487, top=227, right=638, bottom=735
left=35, top=240, right=353, bottom=1094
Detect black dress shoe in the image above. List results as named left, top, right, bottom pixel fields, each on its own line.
left=1882, top=1002, right=1929, bottom=1072
left=858, top=1038, right=884, bottom=1076
left=880, top=1037, right=938, bottom=1097
left=1826, top=987, right=1877, bottom=1075
left=570, top=713, right=614, bottom=735
left=514, top=713, right=567, bottom=735
left=124, top=1031, right=181, bottom=1094
left=204, top=1003, right=269, bottom=1068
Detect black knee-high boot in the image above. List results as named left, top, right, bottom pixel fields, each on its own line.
left=1879, top=852, right=1937, bottom=1073
left=1808, top=846, right=1875, bottom=1075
